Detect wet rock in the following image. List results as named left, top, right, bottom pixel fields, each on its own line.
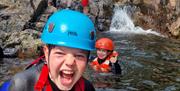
left=164, top=85, right=177, bottom=91
left=0, top=46, right=4, bottom=58
left=0, top=3, right=8, bottom=10
left=168, top=17, right=180, bottom=38
left=177, top=60, right=180, bottom=63
left=3, top=29, right=42, bottom=58
left=175, top=77, right=180, bottom=82
left=0, top=0, right=48, bottom=32
left=94, top=0, right=114, bottom=31
left=3, top=48, right=18, bottom=58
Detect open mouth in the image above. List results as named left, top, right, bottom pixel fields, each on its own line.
left=60, top=70, right=74, bottom=85
left=98, top=54, right=105, bottom=59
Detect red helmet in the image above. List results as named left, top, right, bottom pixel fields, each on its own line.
left=81, top=0, right=89, bottom=7
left=95, top=38, right=114, bottom=51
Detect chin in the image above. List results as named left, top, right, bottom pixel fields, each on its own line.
left=99, top=57, right=105, bottom=60
left=58, top=84, right=73, bottom=91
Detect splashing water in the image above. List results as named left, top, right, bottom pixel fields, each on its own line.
left=109, top=6, right=163, bottom=36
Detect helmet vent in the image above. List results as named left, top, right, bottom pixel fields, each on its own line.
left=90, top=31, right=95, bottom=40
left=48, top=23, right=54, bottom=33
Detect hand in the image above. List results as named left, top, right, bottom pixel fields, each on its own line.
left=100, top=68, right=110, bottom=73
left=110, top=56, right=117, bottom=63
left=91, top=65, right=100, bottom=72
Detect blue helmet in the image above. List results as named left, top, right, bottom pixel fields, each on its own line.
left=41, top=9, right=96, bottom=51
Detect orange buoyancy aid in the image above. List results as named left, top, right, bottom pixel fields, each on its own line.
left=90, top=51, right=119, bottom=73
left=33, top=57, right=85, bottom=91
left=90, top=57, right=111, bottom=73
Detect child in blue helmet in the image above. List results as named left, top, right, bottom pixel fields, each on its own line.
left=0, top=9, right=96, bottom=91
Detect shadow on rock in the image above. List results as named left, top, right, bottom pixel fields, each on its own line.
left=0, top=46, right=3, bottom=58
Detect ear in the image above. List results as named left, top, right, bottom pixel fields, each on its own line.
left=43, top=45, right=49, bottom=64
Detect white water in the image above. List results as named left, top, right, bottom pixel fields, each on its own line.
left=109, top=7, right=163, bottom=36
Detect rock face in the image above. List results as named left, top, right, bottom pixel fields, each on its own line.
left=130, top=0, right=180, bottom=38
left=0, top=46, right=3, bottom=58
left=0, top=0, right=179, bottom=57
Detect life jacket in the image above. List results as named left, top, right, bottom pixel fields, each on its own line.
left=90, top=51, right=119, bottom=73
left=90, top=57, right=111, bottom=73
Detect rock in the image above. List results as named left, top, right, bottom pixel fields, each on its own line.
left=2, top=29, right=43, bottom=58
left=164, top=85, right=177, bottom=91
left=0, top=46, right=4, bottom=58
left=143, top=0, right=160, bottom=11
left=177, top=60, right=180, bottom=63
left=89, top=0, right=114, bottom=31
left=0, top=0, right=47, bottom=32
left=168, top=17, right=180, bottom=37
left=0, top=3, right=8, bottom=10
left=3, top=48, right=17, bottom=58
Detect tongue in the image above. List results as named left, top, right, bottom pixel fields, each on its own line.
left=61, top=73, right=73, bottom=85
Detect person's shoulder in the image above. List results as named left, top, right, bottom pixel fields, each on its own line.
left=8, top=71, right=30, bottom=91
left=84, top=78, right=95, bottom=91
left=9, top=64, right=42, bottom=91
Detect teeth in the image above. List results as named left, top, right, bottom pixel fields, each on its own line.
left=62, top=70, right=73, bottom=74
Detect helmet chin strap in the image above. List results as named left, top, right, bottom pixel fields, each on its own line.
left=97, top=54, right=109, bottom=64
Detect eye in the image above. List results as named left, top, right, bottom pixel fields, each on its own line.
left=75, top=54, right=87, bottom=60
left=54, top=51, right=65, bottom=57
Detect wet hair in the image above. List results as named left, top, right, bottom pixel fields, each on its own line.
left=47, top=44, right=55, bottom=53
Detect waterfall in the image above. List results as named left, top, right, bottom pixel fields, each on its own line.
left=109, top=6, right=163, bottom=36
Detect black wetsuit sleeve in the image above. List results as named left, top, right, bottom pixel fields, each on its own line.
left=114, top=61, right=121, bottom=74
left=110, top=61, right=121, bottom=74
left=84, top=79, right=95, bottom=91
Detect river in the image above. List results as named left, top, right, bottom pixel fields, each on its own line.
left=84, top=7, right=180, bottom=91
left=84, top=32, right=180, bottom=91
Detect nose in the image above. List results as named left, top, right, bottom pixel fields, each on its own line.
left=97, top=50, right=104, bottom=54
left=65, top=54, right=75, bottom=67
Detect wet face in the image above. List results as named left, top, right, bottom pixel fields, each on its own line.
left=43, top=46, right=88, bottom=90
left=97, top=49, right=109, bottom=59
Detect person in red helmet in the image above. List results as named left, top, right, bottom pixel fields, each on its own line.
left=48, top=0, right=89, bottom=14
left=90, top=38, right=121, bottom=74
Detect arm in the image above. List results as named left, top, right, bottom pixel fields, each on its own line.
left=109, top=51, right=119, bottom=63
left=111, top=61, right=121, bottom=74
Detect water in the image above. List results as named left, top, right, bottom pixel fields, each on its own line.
left=110, top=6, right=163, bottom=36
left=84, top=6, right=180, bottom=91
left=84, top=32, right=180, bottom=91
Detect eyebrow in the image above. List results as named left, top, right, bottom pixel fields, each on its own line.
left=54, top=46, right=88, bottom=54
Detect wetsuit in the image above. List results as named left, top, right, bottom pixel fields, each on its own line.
left=110, top=61, right=121, bottom=74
